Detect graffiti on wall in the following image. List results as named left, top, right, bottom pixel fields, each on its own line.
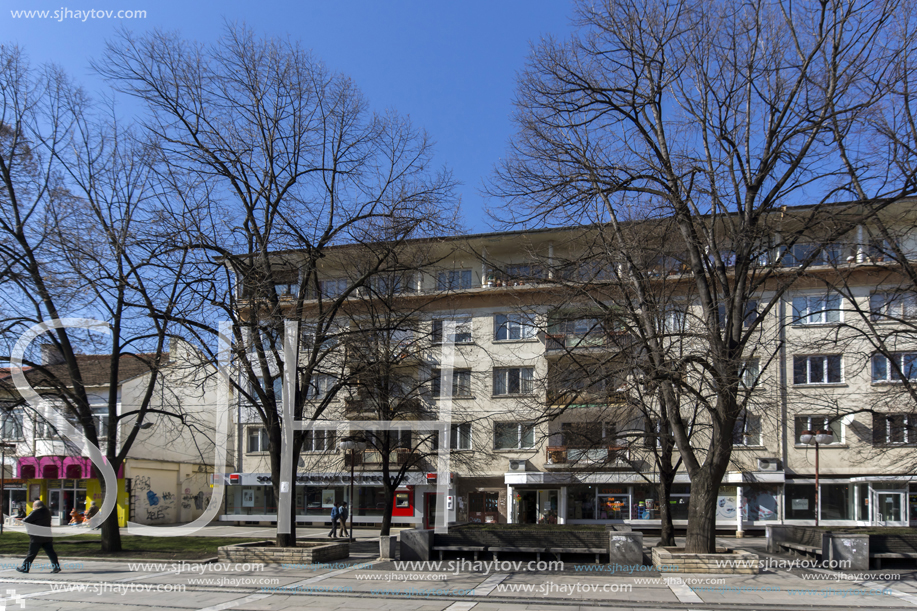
left=134, top=475, right=174, bottom=523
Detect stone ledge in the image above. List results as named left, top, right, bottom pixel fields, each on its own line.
left=217, top=540, right=349, bottom=564
left=652, top=546, right=760, bottom=574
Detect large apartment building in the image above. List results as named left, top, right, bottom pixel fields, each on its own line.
left=223, top=201, right=917, bottom=531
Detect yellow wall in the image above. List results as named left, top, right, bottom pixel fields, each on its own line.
left=25, top=479, right=129, bottom=527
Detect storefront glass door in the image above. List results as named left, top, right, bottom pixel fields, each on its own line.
left=874, top=491, right=906, bottom=525
left=536, top=490, right=558, bottom=524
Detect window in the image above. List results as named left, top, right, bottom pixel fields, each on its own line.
left=872, top=353, right=917, bottom=382
left=872, top=413, right=917, bottom=445
left=494, top=313, right=537, bottom=340
left=740, top=360, right=760, bottom=388
left=432, top=317, right=472, bottom=343
left=437, top=270, right=473, bottom=291
left=792, top=294, right=841, bottom=324
left=494, top=422, right=535, bottom=449
left=92, top=408, right=110, bottom=439
left=662, top=307, right=687, bottom=333
left=784, top=243, right=843, bottom=267
left=431, top=369, right=472, bottom=397
left=733, top=410, right=762, bottom=445
left=493, top=367, right=535, bottom=395
left=562, top=422, right=611, bottom=448
left=247, top=427, right=270, bottom=453
left=794, top=416, right=842, bottom=445
left=506, top=263, right=544, bottom=281
left=273, top=271, right=299, bottom=296
left=253, top=376, right=283, bottom=403
left=372, top=274, right=414, bottom=295
left=793, top=355, right=842, bottom=384
left=317, top=278, right=349, bottom=299
left=303, top=429, right=335, bottom=452
left=450, top=423, right=472, bottom=450
left=869, top=292, right=917, bottom=321
left=305, top=375, right=336, bottom=400
left=717, top=300, right=759, bottom=328
left=0, top=410, right=23, bottom=440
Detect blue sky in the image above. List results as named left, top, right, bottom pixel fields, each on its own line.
left=5, top=1, right=576, bottom=233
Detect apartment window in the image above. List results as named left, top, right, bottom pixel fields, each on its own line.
left=562, top=422, right=611, bottom=447
left=303, top=429, right=335, bottom=452
left=784, top=243, right=843, bottom=267
left=718, top=301, right=759, bottom=328
left=372, top=274, right=414, bottom=295
left=317, top=278, right=349, bottom=299
left=437, top=270, right=473, bottom=291
left=870, top=292, right=917, bottom=322
left=273, top=271, right=299, bottom=296
left=493, top=367, right=535, bottom=395
left=793, top=355, right=842, bottom=385
left=740, top=359, right=760, bottom=388
left=0, top=410, right=23, bottom=440
left=431, top=369, right=472, bottom=397
left=793, top=416, right=842, bottom=445
left=92, top=408, right=110, bottom=439
left=432, top=317, right=472, bottom=343
left=450, top=423, right=472, bottom=450
left=253, top=376, right=283, bottom=403
left=305, top=374, right=336, bottom=400
left=792, top=294, right=841, bottom=325
left=506, top=263, right=544, bottom=281
left=733, top=411, right=762, bottom=445
left=871, top=353, right=917, bottom=383
left=662, top=307, right=687, bottom=333
left=247, top=427, right=270, bottom=453
left=494, top=313, right=537, bottom=341
left=494, top=422, right=535, bottom=449
left=872, top=413, right=917, bottom=445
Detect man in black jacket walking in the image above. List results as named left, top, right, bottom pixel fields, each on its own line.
left=17, top=500, right=61, bottom=573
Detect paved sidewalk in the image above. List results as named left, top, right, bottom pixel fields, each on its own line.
left=0, top=530, right=914, bottom=610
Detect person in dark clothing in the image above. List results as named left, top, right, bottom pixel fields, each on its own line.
left=339, top=502, right=350, bottom=538
left=17, top=500, right=60, bottom=573
left=328, top=502, right=340, bottom=538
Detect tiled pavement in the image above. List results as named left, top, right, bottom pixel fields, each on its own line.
left=0, top=528, right=915, bottom=610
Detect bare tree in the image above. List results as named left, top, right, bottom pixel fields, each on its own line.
left=491, top=0, right=916, bottom=552
left=0, top=45, right=202, bottom=551
left=95, top=25, right=457, bottom=546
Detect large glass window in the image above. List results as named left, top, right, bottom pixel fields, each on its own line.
left=494, top=313, right=537, bottom=340
left=793, top=355, right=843, bottom=384
left=785, top=243, right=843, bottom=267
left=303, top=429, right=334, bottom=452
left=745, top=485, right=779, bottom=521
left=786, top=484, right=816, bottom=519
left=305, top=374, right=336, bottom=400
left=872, top=413, right=917, bottom=445
left=793, top=294, right=842, bottom=324
left=494, top=422, right=535, bottom=449
left=733, top=410, right=762, bottom=446
left=450, top=423, right=472, bottom=450
left=821, top=484, right=853, bottom=521
left=566, top=486, right=596, bottom=520
left=493, top=367, right=534, bottom=395
left=870, top=292, right=917, bottom=321
left=0, top=411, right=24, bottom=440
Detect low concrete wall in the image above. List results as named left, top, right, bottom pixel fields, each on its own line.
left=607, top=530, right=644, bottom=566
left=400, top=528, right=434, bottom=561
left=380, top=535, right=398, bottom=560
left=218, top=540, right=349, bottom=564
left=766, top=525, right=790, bottom=554
left=652, top=547, right=759, bottom=574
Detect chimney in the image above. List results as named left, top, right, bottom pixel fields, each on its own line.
left=40, top=343, right=65, bottom=366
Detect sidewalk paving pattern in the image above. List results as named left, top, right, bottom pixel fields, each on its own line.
left=0, top=527, right=915, bottom=610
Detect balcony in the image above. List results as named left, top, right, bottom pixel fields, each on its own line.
left=343, top=397, right=425, bottom=421
left=545, top=390, right=627, bottom=408
left=545, top=446, right=630, bottom=468
left=545, top=332, right=632, bottom=355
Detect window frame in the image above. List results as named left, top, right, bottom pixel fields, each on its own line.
left=432, top=317, right=473, bottom=344
left=870, top=292, right=917, bottom=322
left=793, top=355, right=843, bottom=385
left=793, top=415, right=843, bottom=445
left=492, top=367, right=535, bottom=396
left=437, top=269, right=473, bottom=291
left=247, top=426, right=270, bottom=453
left=493, top=421, right=535, bottom=450
left=450, top=422, right=472, bottom=450
left=733, top=410, right=762, bottom=446
left=871, top=352, right=917, bottom=383
left=431, top=368, right=473, bottom=398
left=873, top=413, right=917, bottom=445
left=0, top=410, right=24, bottom=440
left=792, top=293, right=842, bottom=325
left=303, top=428, right=335, bottom=453
left=494, top=313, right=538, bottom=341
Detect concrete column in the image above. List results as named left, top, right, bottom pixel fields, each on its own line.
left=507, top=485, right=514, bottom=524
left=559, top=486, right=567, bottom=524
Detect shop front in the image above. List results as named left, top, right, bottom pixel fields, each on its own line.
left=786, top=477, right=914, bottom=526
left=221, top=472, right=451, bottom=527
left=17, top=456, right=128, bottom=526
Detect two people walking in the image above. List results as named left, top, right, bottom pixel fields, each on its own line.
left=328, top=501, right=349, bottom=538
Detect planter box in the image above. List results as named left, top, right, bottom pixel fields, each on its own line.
left=218, top=540, right=349, bottom=564
left=380, top=534, right=398, bottom=560
left=652, top=546, right=759, bottom=574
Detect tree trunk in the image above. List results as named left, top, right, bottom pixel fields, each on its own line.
left=100, top=474, right=122, bottom=553
left=656, top=472, right=676, bottom=547
left=379, top=473, right=395, bottom=537
left=683, top=470, right=717, bottom=553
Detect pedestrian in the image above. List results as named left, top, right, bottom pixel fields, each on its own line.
left=328, top=502, right=340, bottom=538
left=339, top=501, right=349, bottom=538
left=17, top=500, right=61, bottom=574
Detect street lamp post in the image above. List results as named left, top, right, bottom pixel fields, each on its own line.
left=338, top=437, right=366, bottom=543
left=799, top=429, right=834, bottom=527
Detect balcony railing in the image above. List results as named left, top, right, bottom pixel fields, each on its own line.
left=545, top=332, right=632, bottom=353
left=344, top=448, right=418, bottom=467
left=545, top=390, right=627, bottom=407
left=545, top=446, right=629, bottom=467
